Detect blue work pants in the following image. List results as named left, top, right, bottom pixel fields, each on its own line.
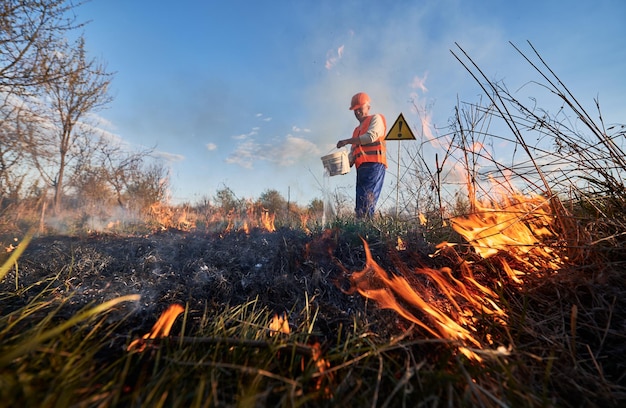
left=355, top=162, right=385, bottom=219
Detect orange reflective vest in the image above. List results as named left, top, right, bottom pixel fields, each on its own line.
left=351, top=114, right=387, bottom=168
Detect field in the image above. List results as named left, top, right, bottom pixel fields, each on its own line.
left=1, top=204, right=625, bottom=407
left=1, top=44, right=626, bottom=407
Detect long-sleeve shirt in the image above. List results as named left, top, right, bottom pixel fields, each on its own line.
left=355, top=114, right=385, bottom=145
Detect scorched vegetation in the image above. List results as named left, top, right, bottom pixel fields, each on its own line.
left=0, top=2, right=624, bottom=405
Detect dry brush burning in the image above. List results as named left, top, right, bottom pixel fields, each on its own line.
left=131, top=190, right=566, bottom=364
left=347, top=192, right=565, bottom=361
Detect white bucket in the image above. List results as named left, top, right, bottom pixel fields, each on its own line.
left=321, top=150, right=350, bottom=176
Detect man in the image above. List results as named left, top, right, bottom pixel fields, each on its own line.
left=336, top=92, right=387, bottom=219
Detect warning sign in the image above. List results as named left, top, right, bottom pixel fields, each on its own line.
left=385, top=113, right=416, bottom=141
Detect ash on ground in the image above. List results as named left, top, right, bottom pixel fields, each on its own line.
left=1, top=228, right=433, bottom=339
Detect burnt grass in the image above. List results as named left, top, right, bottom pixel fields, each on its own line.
left=2, top=227, right=435, bottom=345
left=2, top=226, right=626, bottom=406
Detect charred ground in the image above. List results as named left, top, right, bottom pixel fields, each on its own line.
left=2, top=226, right=626, bottom=407
left=2, top=227, right=434, bottom=341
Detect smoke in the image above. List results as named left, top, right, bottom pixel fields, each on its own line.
left=411, top=74, right=429, bottom=94
left=44, top=206, right=146, bottom=235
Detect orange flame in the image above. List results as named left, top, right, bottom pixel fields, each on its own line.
left=300, top=213, right=311, bottom=234
left=260, top=210, right=276, bottom=232
left=348, top=192, right=563, bottom=361
left=348, top=238, right=500, bottom=360
left=225, top=209, right=235, bottom=233
left=215, top=206, right=277, bottom=234
left=269, top=313, right=290, bottom=336
left=450, top=194, right=563, bottom=276
left=149, top=203, right=196, bottom=231
left=396, top=236, right=406, bottom=251
left=127, top=304, right=184, bottom=352
left=310, top=342, right=333, bottom=397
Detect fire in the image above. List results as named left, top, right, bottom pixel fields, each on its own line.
left=268, top=313, right=290, bottom=336
left=310, top=342, right=333, bottom=397
left=300, top=213, right=311, bottom=234
left=127, top=304, right=184, bottom=352
left=260, top=210, right=276, bottom=232
left=149, top=203, right=196, bottom=231
left=395, top=236, right=406, bottom=251
left=450, top=193, right=563, bottom=275
left=210, top=206, right=277, bottom=235
left=347, top=193, right=563, bottom=361
left=347, top=239, right=497, bottom=361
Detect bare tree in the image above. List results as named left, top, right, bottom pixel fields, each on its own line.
left=38, top=36, right=113, bottom=213
left=258, top=189, right=286, bottom=214
left=307, top=198, right=324, bottom=223
left=0, top=1, right=85, bottom=211
left=0, top=0, right=81, bottom=96
left=72, top=137, right=154, bottom=208
left=214, top=186, right=244, bottom=214
left=125, top=162, right=169, bottom=213
left=65, top=131, right=165, bottom=218
left=0, top=101, right=27, bottom=202
left=101, top=146, right=155, bottom=208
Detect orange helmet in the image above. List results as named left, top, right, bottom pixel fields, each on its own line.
left=349, top=92, right=370, bottom=110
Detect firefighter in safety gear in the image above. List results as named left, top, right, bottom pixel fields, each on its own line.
left=336, top=92, right=387, bottom=219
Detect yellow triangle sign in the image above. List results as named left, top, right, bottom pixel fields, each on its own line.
left=385, top=113, right=416, bottom=141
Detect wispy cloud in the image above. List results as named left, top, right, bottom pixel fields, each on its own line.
left=154, top=150, right=185, bottom=163
left=225, top=139, right=258, bottom=169
left=75, top=120, right=125, bottom=145
left=325, top=44, right=345, bottom=70
left=291, top=125, right=311, bottom=133
left=255, top=113, right=272, bottom=122
left=226, top=134, right=320, bottom=169
left=206, top=142, right=217, bottom=151
left=268, top=134, right=319, bottom=166
left=232, top=129, right=258, bottom=140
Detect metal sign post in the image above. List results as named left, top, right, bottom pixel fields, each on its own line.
left=385, top=113, right=416, bottom=218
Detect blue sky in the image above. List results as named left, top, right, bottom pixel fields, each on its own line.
left=78, top=0, right=625, bottom=207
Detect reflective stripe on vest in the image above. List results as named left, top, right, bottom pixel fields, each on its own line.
left=351, top=114, right=387, bottom=168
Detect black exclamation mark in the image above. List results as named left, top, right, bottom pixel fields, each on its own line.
left=398, top=120, right=403, bottom=139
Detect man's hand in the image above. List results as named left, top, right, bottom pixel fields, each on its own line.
left=336, top=139, right=349, bottom=148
